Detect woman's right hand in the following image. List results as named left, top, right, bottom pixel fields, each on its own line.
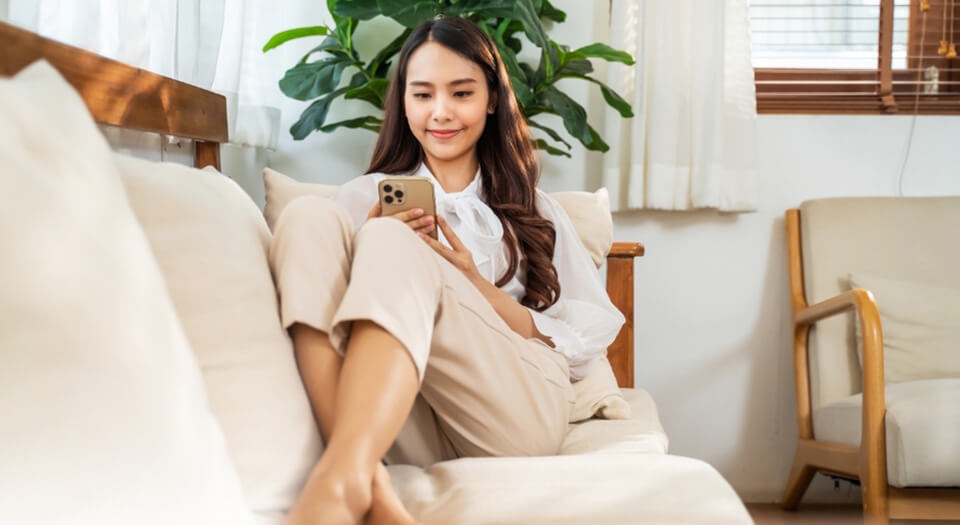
left=367, top=202, right=435, bottom=236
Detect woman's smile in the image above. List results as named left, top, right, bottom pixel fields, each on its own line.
left=428, top=128, right=462, bottom=140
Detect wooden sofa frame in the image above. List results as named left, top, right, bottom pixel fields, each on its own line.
left=782, top=208, right=960, bottom=524
left=0, top=20, right=643, bottom=388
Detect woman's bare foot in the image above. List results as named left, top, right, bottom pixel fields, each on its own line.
left=364, top=463, right=420, bottom=525
left=287, top=459, right=373, bottom=525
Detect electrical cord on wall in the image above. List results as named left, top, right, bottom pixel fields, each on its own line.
left=897, top=0, right=933, bottom=196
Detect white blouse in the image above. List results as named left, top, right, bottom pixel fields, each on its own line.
left=333, top=163, right=625, bottom=381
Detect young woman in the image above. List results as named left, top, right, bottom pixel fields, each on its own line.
left=269, top=16, right=624, bottom=525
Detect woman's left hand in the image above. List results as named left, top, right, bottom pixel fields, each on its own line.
left=420, top=215, right=483, bottom=284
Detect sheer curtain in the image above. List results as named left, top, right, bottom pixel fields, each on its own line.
left=602, top=0, right=759, bottom=212
left=6, top=0, right=283, bottom=149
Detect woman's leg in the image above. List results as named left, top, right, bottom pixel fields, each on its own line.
left=287, top=322, right=419, bottom=525
left=269, top=198, right=419, bottom=524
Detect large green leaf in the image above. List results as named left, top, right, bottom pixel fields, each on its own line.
left=344, top=78, right=390, bottom=108
left=332, top=0, right=380, bottom=20
left=559, top=74, right=633, bottom=118
left=539, top=0, right=566, bottom=22
left=367, top=28, right=411, bottom=77
left=290, top=73, right=367, bottom=139
left=263, top=26, right=329, bottom=52
left=526, top=119, right=571, bottom=149
left=534, top=138, right=571, bottom=157
left=540, top=86, right=591, bottom=147
left=569, top=43, right=635, bottom=65
left=513, top=0, right=555, bottom=76
left=378, top=0, right=441, bottom=27
left=447, top=0, right=514, bottom=18
left=279, top=57, right=353, bottom=101
left=319, top=116, right=383, bottom=133
left=290, top=91, right=344, bottom=140
left=301, top=36, right=349, bottom=63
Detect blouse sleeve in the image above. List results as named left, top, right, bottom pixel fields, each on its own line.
left=527, top=190, right=626, bottom=381
left=333, top=175, right=379, bottom=231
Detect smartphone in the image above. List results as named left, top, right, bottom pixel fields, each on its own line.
left=378, top=176, right=438, bottom=240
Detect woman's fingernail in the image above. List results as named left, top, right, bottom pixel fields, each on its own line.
left=417, top=232, right=425, bottom=239
left=415, top=209, right=424, bottom=216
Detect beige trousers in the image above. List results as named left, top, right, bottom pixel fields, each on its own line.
left=268, top=196, right=574, bottom=467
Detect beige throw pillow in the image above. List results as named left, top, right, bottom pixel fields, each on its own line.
left=0, top=60, right=252, bottom=524
left=263, top=167, right=629, bottom=422
left=117, top=155, right=323, bottom=521
left=849, top=272, right=960, bottom=384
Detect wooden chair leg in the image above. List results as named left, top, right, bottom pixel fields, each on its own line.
left=861, top=476, right=889, bottom=525
left=781, top=453, right=817, bottom=510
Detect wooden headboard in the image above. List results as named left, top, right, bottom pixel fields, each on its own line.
left=0, top=20, right=226, bottom=171
left=0, top=19, right=645, bottom=388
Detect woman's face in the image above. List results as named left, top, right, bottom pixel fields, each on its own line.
left=404, top=41, right=494, bottom=167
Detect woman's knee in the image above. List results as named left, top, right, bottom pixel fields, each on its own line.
left=354, top=217, right=421, bottom=253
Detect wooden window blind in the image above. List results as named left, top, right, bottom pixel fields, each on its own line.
left=750, top=0, right=960, bottom=114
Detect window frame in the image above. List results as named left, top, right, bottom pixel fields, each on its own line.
left=753, top=0, right=960, bottom=115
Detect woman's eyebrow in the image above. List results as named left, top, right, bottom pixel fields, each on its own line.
left=408, top=78, right=478, bottom=87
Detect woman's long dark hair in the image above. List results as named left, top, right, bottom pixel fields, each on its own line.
left=366, top=16, right=560, bottom=312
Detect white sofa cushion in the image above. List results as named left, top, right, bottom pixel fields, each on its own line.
left=812, top=378, right=960, bottom=487
left=0, top=60, right=252, bottom=524
left=386, top=454, right=751, bottom=524
left=562, top=388, right=667, bottom=455
left=115, top=154, right=323, bottom=521
left=849, top=272, right=960, bottom=384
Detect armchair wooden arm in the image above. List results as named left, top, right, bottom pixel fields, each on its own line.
left=606, top=242, right=644, bottom=388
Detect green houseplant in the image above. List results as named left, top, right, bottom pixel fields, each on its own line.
left=264, top=0, right=634, bottom=157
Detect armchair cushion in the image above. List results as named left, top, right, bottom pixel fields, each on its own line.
left=812, top=378, right=960, bottom=487
left=849, top=272, right=960, bottom=384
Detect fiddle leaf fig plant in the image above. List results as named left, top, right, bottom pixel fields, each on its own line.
left=264, top=0, right=634, bottom=157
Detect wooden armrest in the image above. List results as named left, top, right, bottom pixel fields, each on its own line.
left=608, top=242, right=644, bottom=258
left=794, top=288, right=887, bottom=490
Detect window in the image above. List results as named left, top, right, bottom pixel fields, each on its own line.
left=750, top=0, right=960, bottom=114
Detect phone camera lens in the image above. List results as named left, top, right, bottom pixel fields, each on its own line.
left=384, top=195, right=394, bottom=204
left=395, top=190, right=404, bottom=198
left=383, top=184, right=393, bottom=193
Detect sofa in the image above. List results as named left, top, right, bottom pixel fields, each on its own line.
left=0, top=57, right=753, bottom=523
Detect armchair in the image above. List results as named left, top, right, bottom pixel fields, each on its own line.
left=781, top=197, right=960, bottom=524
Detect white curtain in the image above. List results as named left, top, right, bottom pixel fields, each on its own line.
left=602, top=0, right=759, bottom=212
left=6, top=0, right=283, bottom=149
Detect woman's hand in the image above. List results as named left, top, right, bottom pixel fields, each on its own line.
left=367, top=202, right=435, bottom=236
left=420, top=215, right=482, bottom=285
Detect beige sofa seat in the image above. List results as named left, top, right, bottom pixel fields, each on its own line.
left=388, top=454, right=750, bottom=525
left=382, top=387, right=742, bottom=525
left=813, top=378, right=960, bottom=487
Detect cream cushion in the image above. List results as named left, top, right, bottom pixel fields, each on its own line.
left=812, top=378, right=960, bottom=487
left=799, top=197, right=960, bottom=410
left=262, top=167, right=629, bottom=422
left=849, top=272, right=960, bottom=384
left=386, top=453, right=751, bottom=524
left=561, top=388, right=668, bottom=455
left=0, top=60, right=252, bottom=524
left=115, top=155, right=322, bottom=521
